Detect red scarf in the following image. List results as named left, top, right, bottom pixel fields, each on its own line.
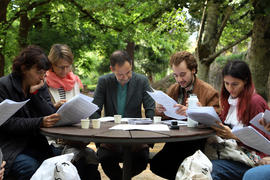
left=46, top=70, right=83, bottom=91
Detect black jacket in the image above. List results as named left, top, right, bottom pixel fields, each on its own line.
left=0, top=73, right=56, bottom=174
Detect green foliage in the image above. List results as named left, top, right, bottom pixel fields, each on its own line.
left=215, top=52, right=246, bottom=65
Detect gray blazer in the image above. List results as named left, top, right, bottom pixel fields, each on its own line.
left=91, top=72, right=155, bottom=119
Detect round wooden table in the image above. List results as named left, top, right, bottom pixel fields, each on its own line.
left=41, top=122, right=215, bottom=180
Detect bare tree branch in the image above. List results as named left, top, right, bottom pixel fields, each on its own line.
left=196, top=0, right=208, bottom=49
left=202, top=31, right=252, bottom=65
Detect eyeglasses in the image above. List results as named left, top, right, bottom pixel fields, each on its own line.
left=54, top=64, right=72, bottom=71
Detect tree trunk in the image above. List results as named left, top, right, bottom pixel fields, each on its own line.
left=248, top=12, right=270, bottom=101
left=125, top=41, right=135, bottom=69
left=0, top=0, right=10, bottom=77
left=196, top=0, right=220, bottom=82
left=18, top=11, right=31, bottom=49
left=197, top=60, right=210, bottom=81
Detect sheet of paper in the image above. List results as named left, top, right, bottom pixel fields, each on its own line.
left=54, top=94, right=99, bottom=126
left=98, top=116, right=114, bottom=122
left=250, top=112, right=270, bottom=135
left=0, top=99, right=30, bottom=126
left=186, top=106, right=221, bottom=126
left=147, top=90, right=186, bottom=120
left=110, top=124, right=170, bottom=131
left=263, top=110, right=270, bottom=123
left=232, top=126, right=270, bottom=155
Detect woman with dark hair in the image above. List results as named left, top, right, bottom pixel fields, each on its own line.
left=0, top=45, right=60, bottom=180
left=210, top=60, right=270, bottom=180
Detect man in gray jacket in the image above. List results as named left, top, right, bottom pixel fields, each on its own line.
left=91, top=50, right=155, bottom=180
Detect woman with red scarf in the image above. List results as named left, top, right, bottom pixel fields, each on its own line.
left=46, top=44, right=100, bottom=180
left=46, top=44, right=83, bottom=107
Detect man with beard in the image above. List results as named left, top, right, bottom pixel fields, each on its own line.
left=91, top=50, right=155, bottom=180
left=150, top=51, right=220, bottom=180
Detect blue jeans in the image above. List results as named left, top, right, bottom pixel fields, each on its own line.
left=243, top=165, right=270, bottom=180
left=211, top=159, right=251, bottom=180
left=10, top=145, right=60, bottom=180
left=11, top=154, right=41, bottom=180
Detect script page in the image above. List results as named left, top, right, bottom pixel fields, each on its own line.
left=147, top=90, right=186, bottom=120
left=250, top=112, right=270, bottom=135
left=186, top=106, right=221, bottom=126
left=232, top=126, right=270, bottom=155
left=54, top=94, right=99, bottom=126
left=0, top=99, right=30, bottom=126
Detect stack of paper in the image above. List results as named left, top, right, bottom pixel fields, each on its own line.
left=147, top=90, right=186, bottom=120
left=0, top=99, right=30, bottom=126
left=186, top=106, right=221, bottom=126
left=54, top=94, right=99, bottom=126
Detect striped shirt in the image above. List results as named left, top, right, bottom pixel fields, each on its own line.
left=58, top=87, right=66, bottom=100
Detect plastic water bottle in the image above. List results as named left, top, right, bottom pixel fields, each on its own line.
left=187, top=94, right=199, bottom=127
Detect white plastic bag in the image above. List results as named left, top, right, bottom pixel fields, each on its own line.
left=175, top=150, right=212, bottom=180
left=31, top=153, right=81, bottom=180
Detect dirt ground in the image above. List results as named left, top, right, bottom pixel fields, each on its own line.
left=88, top=143, right=167, bottom=180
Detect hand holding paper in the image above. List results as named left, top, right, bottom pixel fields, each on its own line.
left=186, top=106, right=221, bottom=126
left=54, top=94, right=99, bottom=126
left=250, top=110, right=270, bottom=135
left=147, top=90, right=186, bottom=120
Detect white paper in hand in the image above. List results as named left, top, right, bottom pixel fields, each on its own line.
left=186, top=106, right=221, bottom=126
left=0, top=99, right=30, bottom=126
left=250, top=110, right=270, bottom=135
left=147, top=90, right=186, bottom=120
left=54, top=94, right=99, bottom=126
left=232, top=126, right=270, bottom=155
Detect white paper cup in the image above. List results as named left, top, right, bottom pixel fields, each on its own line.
left=187, top=117, right=198, bottom=127
left=92, top=119, right=101, bottom=129
left=81, top=119, right=90, bottom=129
left=153, top=116, right=161, bottom=124
left=114, top=115, right=122, bottom=124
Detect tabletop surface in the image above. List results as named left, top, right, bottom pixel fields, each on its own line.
left=41, top=122, right=215, bottom=144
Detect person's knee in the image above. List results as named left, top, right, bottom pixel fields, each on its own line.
left=14, top=161, right=40, bottom=179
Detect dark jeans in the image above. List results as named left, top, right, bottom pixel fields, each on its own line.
left=97, top=146, right=149, bottom=180
left=150, top=139, right=206, bottom=180
left=211, top=159, right=251, bottom=180
left=10, top=145, right=60, bottom=180
left=11, top=153, right=41, bottom=180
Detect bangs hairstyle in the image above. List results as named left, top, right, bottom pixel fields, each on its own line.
left=48, top=44, right=74, bottom=65
left=220, top=60, right=254, bottom=125
left=110, top=50, right=132, bottom=67
left=170, top=51, right=198, bottom=74
left=12, top=45, right=51, bottom=75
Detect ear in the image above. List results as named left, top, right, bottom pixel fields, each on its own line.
left=191, top=68, right=196, bottom=75
left=110, top=66, right=114, bottom=72
left=21, top=65, right=27, bottom=74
